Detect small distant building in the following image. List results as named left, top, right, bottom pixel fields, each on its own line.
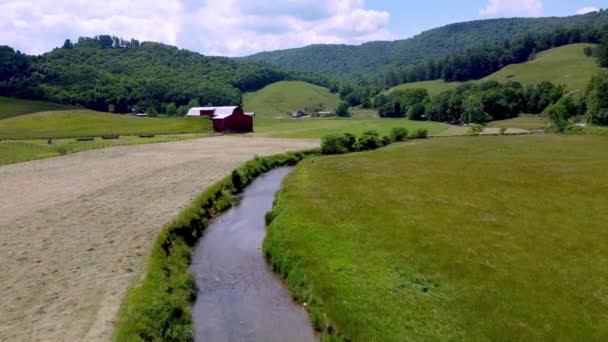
left=187, top=106, right=253, bottom=133
left=291, top=109, right=308, bottom=118
left=317, top=110, right=333, bottom=117
left=133, top=112, right=148, bottom=117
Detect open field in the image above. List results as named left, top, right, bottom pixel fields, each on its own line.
left=243, top=81, right=340, bottom=119
left=0, top=136, right=318, bottom=342
left=265, top=135, right=608, bottom=341
left=483, top=43, right=600, bottom=92
left=487, top=114, right=549, bottom=130
left=0, top=97, right=76, bottom=120
left=387, top=80, right=462, bottom=96
left=0, top=109, right=211, bottom=140
left=0, top=134, right=211, bottom=166
left=255, top=118, right=449, bottom=139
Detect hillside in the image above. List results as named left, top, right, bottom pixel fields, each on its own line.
left=0, top=110, right=211, bottom=140
left=0, top=97, right=75, bottom=120
left=0, top=38, right=328, bottom=114
left=243, top=81, right=339, bottom=119
left=243, top=11, right=608, bottom=79
left=387, top=80, right=461, bottom=96
left=482, top=43, right=600, bottom=91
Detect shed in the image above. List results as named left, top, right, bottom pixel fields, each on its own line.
left=187, top=106, right=253, bottom=133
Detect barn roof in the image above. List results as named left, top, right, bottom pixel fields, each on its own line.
left=186, top=106, right=240, bottom=119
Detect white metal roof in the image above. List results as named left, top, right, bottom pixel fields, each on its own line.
left=186, top=106, right=239, bottom=119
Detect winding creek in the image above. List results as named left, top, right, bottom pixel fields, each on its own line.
left=190, top=167, right=316, bottom=342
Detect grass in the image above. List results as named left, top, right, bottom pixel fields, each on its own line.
left=264, top=135, right=608, bottom=341
left=243, top=81, right=340, bottom=119
left=487, top=114, right=548, bottom=130
left=255, top=118, right=448, bottom=139
left=0, top=96, right=76, bottom=120
left=483, top=43, right=600, bottom=92
left=0, top=109, right=211, bottom=140
left=387, top=80, right=462, bottom=96
left=0, top=134, right=209, bottom=166
left=114, top=150, right=319, bottom=341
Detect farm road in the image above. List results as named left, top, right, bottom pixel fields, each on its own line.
left=0, top=136, right=318, bottom=342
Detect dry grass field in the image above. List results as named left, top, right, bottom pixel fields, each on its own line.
left=0, top=136, right=317, bottom=342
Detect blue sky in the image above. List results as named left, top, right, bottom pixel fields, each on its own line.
left=0, top=0, right=604, bottom=56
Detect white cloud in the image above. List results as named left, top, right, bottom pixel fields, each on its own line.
left=576, top=6, right=599, bottom=15
left=480, top=0, right=543, bottom=16
left=0, top=0, right=393, bottom=56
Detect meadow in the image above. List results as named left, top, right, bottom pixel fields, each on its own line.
left=255, top=118, right=448, bottom=139
left=0, top=109, right=211, bottom=140
left=483, top=43, right=599, bottom=92
left=265, top=135, right=608, bottom=341
left=487, top=114, right=548, bottom=130
left=243, top=81, right=340, bottom=119
left=0, top=96, right=76, bottom=120
left=387, top=80, right=462, bottom=96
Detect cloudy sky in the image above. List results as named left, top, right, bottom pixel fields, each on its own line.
left=0, top=0, right=604, bottom=56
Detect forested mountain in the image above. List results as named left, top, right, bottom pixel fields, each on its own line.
left=0, top=36, right=330, bottom=113
left=242, top=10, right=608, bottom=81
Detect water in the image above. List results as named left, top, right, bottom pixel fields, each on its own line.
left=190, top=167, right=316, bottom=342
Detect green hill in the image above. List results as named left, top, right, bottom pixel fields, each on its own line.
left=0, top=110, right=211, bottom=140
left=243, top=81, right=339, bottom=119
left=482, top=43, right=600, bottom=91
left=0, top=97, right=75, bottom=120
left=243, top=11, right=608, bottom=79
left=387, top=80, right=462, bottom=96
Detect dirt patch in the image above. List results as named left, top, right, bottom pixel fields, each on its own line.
left=0, top=136, right=318, bottom=342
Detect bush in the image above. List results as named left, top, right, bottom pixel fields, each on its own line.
left=321, top=134, right=348, bottom=155
left=342, top=133, right=357, bottom=152
left=499, top=127, right=507, bottom=135
left=355, top=130, right=383, bottom=151
left=390, top=127, right=409, bottom=142
left=409, top=128, right=429, bottom=139
left=382, top=136, right=392, bottom=146
left=468, top=124, right=484, bottom=136
left=336, top=102, right=351, bottom=117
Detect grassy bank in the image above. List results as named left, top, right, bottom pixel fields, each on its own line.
left=0, top=134, right=209, bottom=166
left=0, top=96, right=76, bottom=120
left=264, top=135, right=608, bottom=341
left=0, top=110, right=211, bottom=140
left=255, top=118, right=448, bottom=139
left=487, top=114, right=548, bottom=130
left=114, top=149, right=319, bottom=341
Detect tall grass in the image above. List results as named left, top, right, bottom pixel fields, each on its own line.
left=113, top=149, right=319, bottom=341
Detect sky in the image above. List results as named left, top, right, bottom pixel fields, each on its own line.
left=0, top=0, right=604, bottom=56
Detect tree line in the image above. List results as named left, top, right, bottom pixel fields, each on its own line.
left=0, top=35, right=331, bottom=114
left=377, top=25, right=608, bottom=87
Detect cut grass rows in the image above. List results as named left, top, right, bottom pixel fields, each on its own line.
left=0, top=96, right=76, bottom=120
left=264, top=135, right=608, bottom=341
left=0, top=134, right=209, bottom=166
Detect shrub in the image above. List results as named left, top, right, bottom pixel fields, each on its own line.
left=336, top=102, right=351, bottom=117
left=409, top=128, right=429, bottom=139
left=390, top=127, right=409, bottom=142
left=499, top=127, right=507, bottom=135
left=321, top=134, right=348, bottom=155
left=468, top=124, right=484, bottom=136
left=382, top=136, right=392, bottom=146
left=342, top=133, right=357, bottom=152
left=355, top=130, right=383, bottom=151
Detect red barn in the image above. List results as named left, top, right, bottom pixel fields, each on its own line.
left=186, top=106, right=253, bottom=133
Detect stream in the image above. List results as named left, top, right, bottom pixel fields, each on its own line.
left=190, top=167, right=316, bottom=342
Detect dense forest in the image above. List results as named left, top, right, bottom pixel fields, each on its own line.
left=243, top=10, right=608, bottom=83
left=0, top=36, right=330, bottom=113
